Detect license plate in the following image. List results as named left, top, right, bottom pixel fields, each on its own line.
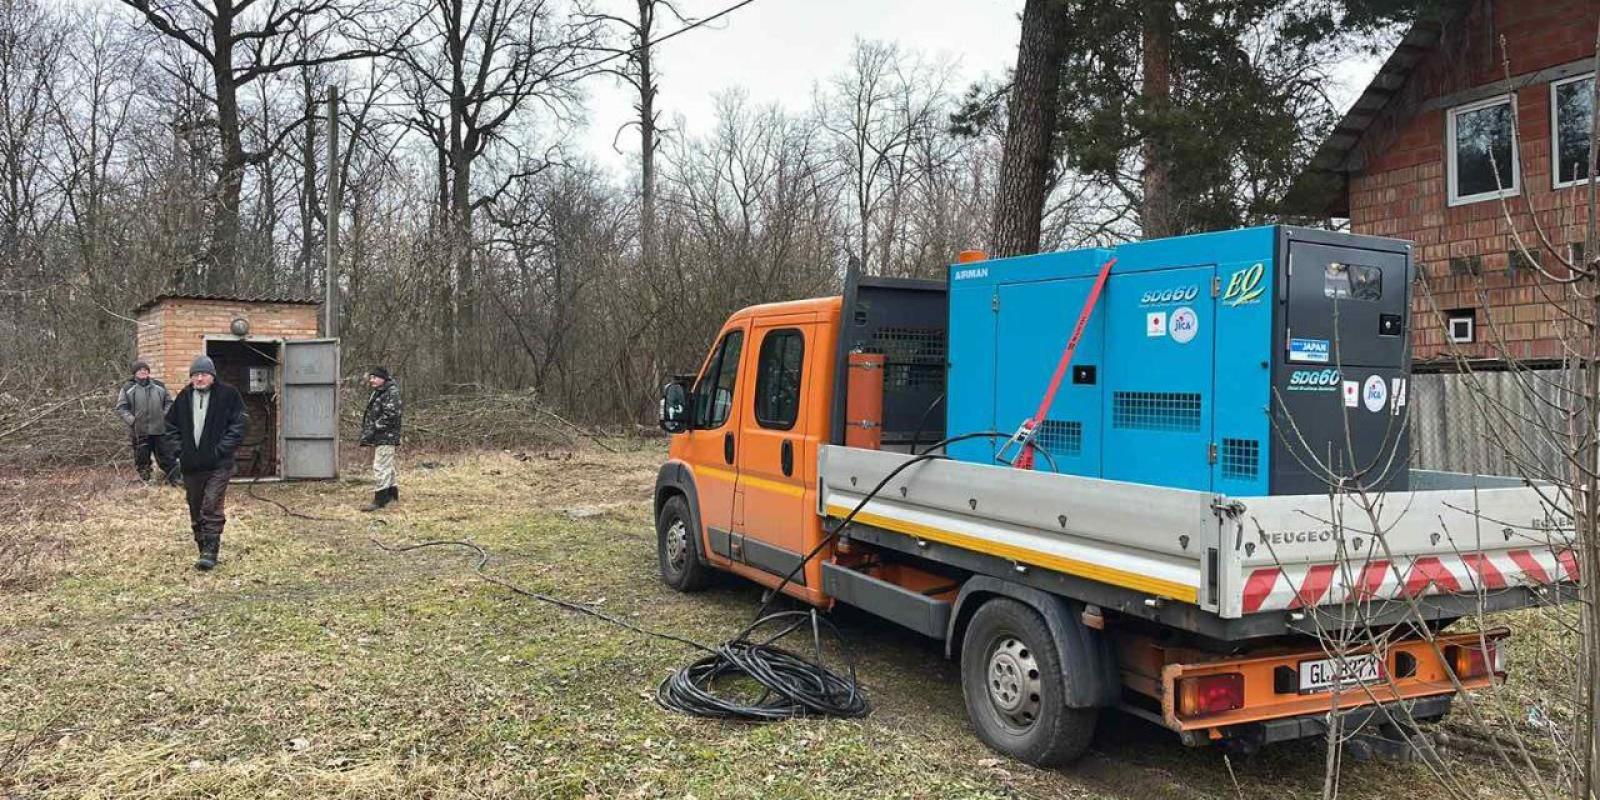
left=1298, top=654, right=1382, bottom=693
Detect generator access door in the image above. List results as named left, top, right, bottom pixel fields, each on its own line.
left=1282, top=241, right=1410, bottom=368
left=281, top=338, right=340, bottom=479
left=1099, top=265, right=1217, bottom=491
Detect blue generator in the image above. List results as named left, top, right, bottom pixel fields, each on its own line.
left=945, top=226, right=1414, bottom=495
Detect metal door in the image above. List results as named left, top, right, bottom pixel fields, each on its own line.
left=993, top=278, right=1106, bottom=477
left=733, top=318, right=817, bottom=581
left=281, top=339, right=339, bottom=479
left=1100, top=266, right=1217, bottom=491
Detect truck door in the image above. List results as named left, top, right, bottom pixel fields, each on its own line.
left=732, top=318, right=817, bottom=583
left=687, top=322, right=749, bottom=556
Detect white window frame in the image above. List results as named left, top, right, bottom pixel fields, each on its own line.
left=1447, top=313, right=1475, bottom=344
left=1551, top=72, right=1595, bottom=190
left=1447, top=93, right=1520, bottom=206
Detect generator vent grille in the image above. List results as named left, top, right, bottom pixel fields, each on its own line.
left=1112, top=391, right=1202, bottom=432
left=1035, top=419, right=1082, bottom=457
left=1220, top=438, right=1260, bottom=479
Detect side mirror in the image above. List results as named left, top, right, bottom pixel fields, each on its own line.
left=659, top=379, right=692, bottom=434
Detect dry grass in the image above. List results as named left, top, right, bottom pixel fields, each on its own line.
left=0, top=443, right=1565, bottom=799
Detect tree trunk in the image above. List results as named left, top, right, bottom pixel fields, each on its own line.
left=988, top=0, right=1069, bottom=258
left=1139, top=0, right=1174, bottom=239
left=209, top=6, right=243, bottom=293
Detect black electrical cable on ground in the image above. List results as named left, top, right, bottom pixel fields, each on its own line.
left=247, top=430, right=1054, bottom=724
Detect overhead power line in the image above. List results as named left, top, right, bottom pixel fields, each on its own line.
left=552, top=0, right=764, bottom=82
left=356, top=0, right=766, bottom=108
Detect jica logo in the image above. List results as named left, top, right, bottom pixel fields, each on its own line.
left=1288, top=368, right=1341, bottom=392
left=1140, top=285, right=1199, bottom=305
left=1223, top=262, right=1266, bottom=306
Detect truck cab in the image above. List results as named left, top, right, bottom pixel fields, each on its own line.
left=655, top=296, right=842, bottom=603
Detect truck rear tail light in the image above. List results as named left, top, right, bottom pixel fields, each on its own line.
left=1446, top=640, right=1505, bottom=681
left=1177, top=673, right=1244, bottom=718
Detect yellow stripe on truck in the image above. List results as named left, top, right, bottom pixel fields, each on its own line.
left=827, top=504, right=1199, bottom=604
left=693, top=466, right=806, bottom=498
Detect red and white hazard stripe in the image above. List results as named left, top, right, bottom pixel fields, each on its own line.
left=1240, top=548, right=1577, bottom=615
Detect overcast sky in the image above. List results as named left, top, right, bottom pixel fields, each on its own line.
left=576, top=0, right=1028, bottom=169
left=575, top=0, right=1384, bottom=172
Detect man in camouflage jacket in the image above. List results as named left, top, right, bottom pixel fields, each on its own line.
left=359, top=367, right=402, bottom=511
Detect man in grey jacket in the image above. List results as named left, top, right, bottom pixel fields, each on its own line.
left=115, top=360, right=179, bottom=485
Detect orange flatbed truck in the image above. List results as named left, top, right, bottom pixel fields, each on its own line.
left=652, top=273, right=1574, bottom=766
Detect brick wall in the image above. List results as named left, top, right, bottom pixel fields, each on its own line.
left=1347, top=0, right=1600, bottom=363
left=133, top=299, right=321, bottom=388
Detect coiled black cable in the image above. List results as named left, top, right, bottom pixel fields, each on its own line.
left=654, top=431, right=1055, bottom=721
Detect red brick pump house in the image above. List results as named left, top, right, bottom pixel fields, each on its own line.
left=1290, top=0, right=1600, bottom=366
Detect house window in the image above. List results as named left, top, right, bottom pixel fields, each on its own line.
left=1447, top=94, right=1519, bottom=206
left=1553, top=73, right=1595, bottom=188
left=1446, top=309, right=1476, bottom=344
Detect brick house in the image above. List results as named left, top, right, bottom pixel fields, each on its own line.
left=133, top=294, right=322, bottom=388
left=132, top=294, right=338, bottom=479
left=1287, top=0, right=1600, bottom=366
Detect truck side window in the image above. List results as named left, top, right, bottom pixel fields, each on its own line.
left=754, top=329, right=804, bottom=430
left=694, top=330, right=744, bottom=429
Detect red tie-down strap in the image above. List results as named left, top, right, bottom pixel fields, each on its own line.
left=1011, top=257, right=1118, bottom=471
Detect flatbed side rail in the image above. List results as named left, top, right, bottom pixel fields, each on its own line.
left=818, top=446, right=1217, bottom=610
left=1223, top=486, right=1575, bottom=618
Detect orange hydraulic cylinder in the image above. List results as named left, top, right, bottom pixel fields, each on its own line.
left=846, top=352, right=886, bottom=450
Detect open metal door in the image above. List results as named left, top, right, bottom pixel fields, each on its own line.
left=281, top=338, right=339, bottom=479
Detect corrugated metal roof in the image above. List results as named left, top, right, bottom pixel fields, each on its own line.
left=1282, top=14, right=1457, bottom=218
left=133, top=293, right=321, bottom=314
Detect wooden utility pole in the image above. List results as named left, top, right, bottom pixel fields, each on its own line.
left=324, top=86, right=341, bottom=338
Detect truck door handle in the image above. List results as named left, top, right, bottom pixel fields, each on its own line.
left=724, top=433, right=735, bottom=464
left=781, top=440, right=794, bottom=477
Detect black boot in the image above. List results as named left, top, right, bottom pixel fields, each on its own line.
left=195, top=535, right=219, bottom=571
left=360, top=491, right=387, bottom=512
left=386, top=486, right=399, bottom=505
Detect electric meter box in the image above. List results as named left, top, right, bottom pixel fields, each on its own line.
left=247, top=366, right=275, bottom=394
left=945, top=225, right=1414, bottom=495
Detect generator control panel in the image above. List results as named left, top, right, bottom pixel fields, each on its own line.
left=945, top=225, right=1414, bottom=496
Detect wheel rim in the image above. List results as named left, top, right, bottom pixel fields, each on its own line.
left=986, top=636, right=1042, bottom=732
left=664, top=518, right=689, bottom=573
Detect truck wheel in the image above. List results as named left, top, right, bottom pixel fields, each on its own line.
left=657, top=495, right=710, bottom=591
left=960, top=598, right=1097, bottom=766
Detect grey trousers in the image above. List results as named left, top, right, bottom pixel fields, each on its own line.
left=372, top=445, right=397, bottom=492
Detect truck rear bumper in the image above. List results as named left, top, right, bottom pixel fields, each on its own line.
left=1119, top=628, right=1507, bottom=742
left=1172, top=693, right=1454, bottom=749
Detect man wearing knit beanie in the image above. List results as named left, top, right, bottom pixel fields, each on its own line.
left=162, top=354, right=247, bottom=571
left=114, top=359, right=178, bottom=485
left=358, top=366, right=402, bottom=511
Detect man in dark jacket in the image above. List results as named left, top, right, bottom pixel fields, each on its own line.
left=115, top=360, right=179, bottom=485
left=162, top=355, right=247, bottom=571
left=358, top=367, right=401, bottom=511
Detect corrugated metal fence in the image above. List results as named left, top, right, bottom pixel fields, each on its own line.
left=1409, top=369, right=1574, bottom=478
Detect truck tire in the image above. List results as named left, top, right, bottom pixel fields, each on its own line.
left=960, top=597, right=1097, bottom=766
left=657, top=495, right=711, bottom=591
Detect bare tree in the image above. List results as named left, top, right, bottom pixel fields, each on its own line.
left=115, top=0, right=397, bottom=292
left=392, top=0, right=595, bottom=382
